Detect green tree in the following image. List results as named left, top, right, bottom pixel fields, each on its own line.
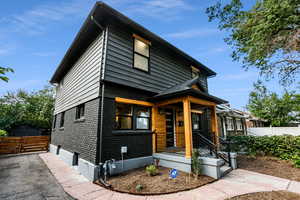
left=0, top=86, right=54, bottom=131
left=247, top=81, right=298, bottom=126
left=206, top=0, right=300, bottom=85
left=0, top=67, right=14, bottom=82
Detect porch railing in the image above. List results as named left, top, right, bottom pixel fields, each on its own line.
left=198, top=133, right=232, bottom=167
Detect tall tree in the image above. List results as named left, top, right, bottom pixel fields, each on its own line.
left=0, top=86, right=54, bottom=131
left=0, top=67, right=14, bottom=82
left=247, top=81, right=298, bottom=126
left=206, top=0, right=300, bottom=85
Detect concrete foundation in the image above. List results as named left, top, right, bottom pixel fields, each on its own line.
left=153, top=153, right=191, bottom=173
left=109, top=156, right=153, bottom=175
left=199, top=156, right=224, bottom=179
left=49, top=144, right=98, bottom=181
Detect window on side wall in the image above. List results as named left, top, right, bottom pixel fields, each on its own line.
left=60, top=112, right=65, bottom=128
left=133, top=34, right=150, bottom=72
left=53, top=115, right=57, bottom=129
left=75, top=104, right=85, bottom=120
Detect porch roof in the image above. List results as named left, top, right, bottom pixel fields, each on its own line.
left=149, top=77, right=228, bottom=104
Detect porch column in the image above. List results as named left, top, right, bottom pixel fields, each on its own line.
left=152, top=106, right=158, bottom=153
left=211, top=105, right=220, bottom=146
left=183, top=98, right=193, bottom=158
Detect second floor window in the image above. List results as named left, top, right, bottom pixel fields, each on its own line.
left=133, top=35, right=150, bottom=72
left=76, top=104, right=85, bottom=119
left=191, top=66, right=200, bottom=78
left=60, top=112, right=65, bottom=128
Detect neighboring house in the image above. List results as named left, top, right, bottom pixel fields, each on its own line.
left=217, top=104, right=247, bottom=138
left=244, top=113, right=268, bottom=128
left=49, top=2, right=229, bottom=181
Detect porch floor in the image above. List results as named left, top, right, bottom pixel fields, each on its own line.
left=158, top=147, right=213, bottom=157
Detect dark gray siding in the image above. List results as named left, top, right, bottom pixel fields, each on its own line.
left=51, top=98, right=100, bottom=164
left=101, top=83, right=153, bottom=162
left=104, top=25, right=208, bottom=93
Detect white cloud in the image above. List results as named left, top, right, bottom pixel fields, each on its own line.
left=0, top=0, right=93, bottom=35
left=165, top=28, right=219, bottom=39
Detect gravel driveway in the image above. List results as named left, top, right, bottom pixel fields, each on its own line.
left=0, top=153, right=74, bottom=200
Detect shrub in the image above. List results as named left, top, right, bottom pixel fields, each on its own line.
left=145, top=165, right=158, bottom=176
left=135, top=184, right=143, bottom=192
left=191, top=149, right=201, bottom=178
left=0, top=129, right=7, bottom=137
left=229, top=135, right=300, bottom=167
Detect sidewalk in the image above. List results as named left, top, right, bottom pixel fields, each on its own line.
left=40, top=152, right=300, bottom=200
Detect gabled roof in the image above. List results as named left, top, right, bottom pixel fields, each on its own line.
left=149, top=77, right=227, bottom=104
left=50, top=1, right=217, bottom=84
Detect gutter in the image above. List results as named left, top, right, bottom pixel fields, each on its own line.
left=91, top=15, right=108, bottom=166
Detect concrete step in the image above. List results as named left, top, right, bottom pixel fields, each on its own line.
left=220, top=165, right=232, bottom=177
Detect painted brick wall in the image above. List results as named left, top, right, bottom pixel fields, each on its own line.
left=51, top=98, right=100, bottom=164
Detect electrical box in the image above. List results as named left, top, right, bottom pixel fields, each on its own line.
left=121, top=146, right=127, bottom=154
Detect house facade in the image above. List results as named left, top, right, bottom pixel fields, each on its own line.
left=50, top=2, right=229, bottom=181
left=217, top=104, right=247, bottom=138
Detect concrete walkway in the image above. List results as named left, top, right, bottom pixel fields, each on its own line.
left=39, top=152, right=300, bottom=200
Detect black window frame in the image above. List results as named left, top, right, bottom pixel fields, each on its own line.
left=60, top=112, right=65, bottom=128
left=75, top=104, right=85, bottom=120
left=135, top=106, right=151, bottom=130
left=53, top=114, right=57, bottom=129
left=115, top=103, right=151, bottom=131
left=115, top=103, right=133, bottom=130
left=133, top=37, right=150, bottom=73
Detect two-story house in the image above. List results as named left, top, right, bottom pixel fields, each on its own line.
left=50, top=2, right=229, bottom=181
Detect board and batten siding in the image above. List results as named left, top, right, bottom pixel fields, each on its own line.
left=54, top=32, right=104, bottom=114
left=104, top=25, right=207, bottom=93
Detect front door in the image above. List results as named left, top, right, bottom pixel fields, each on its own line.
left=165, top=109, right=175, bottom=147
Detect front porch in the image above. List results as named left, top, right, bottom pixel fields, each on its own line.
left=151, top=96, right=220, bottom=159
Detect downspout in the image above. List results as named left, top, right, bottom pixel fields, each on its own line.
left=91, top=15, right=108, bottom=166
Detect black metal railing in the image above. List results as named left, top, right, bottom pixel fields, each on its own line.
left=198, top=133, right=232, bottom=167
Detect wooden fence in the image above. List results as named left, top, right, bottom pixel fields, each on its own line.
left=0, top=136, right=50, bottom=154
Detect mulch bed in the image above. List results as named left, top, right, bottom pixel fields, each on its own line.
left=226, top=190, right=300, bottom=200
left=237, top=155, right=300, bottom=181
left=96, top=166, right=215, bottom=195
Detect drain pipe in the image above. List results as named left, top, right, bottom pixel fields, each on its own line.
left=91, top=15, right=109, bottom=182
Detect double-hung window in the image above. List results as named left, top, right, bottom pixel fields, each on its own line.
left=226, top=117, right=234, bottom=131
left=60, top=112, right=65, bottom=128
left=236, top=119, right=243, bottom=130
left=53, top=115, right=57, bottom=129
left=133, top=34, right=150, bottom=72
left=135, top=106, right=150, bottom=130
left=115, top=103, right=150, bottom=131
left=191, top=66, right=200, bottom=78
left=115, top=103, right=133, bottom=130
left=75, top=104, right=85, bottom=120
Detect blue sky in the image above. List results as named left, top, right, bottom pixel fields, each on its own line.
left=0, top=0, right=297, bottom=110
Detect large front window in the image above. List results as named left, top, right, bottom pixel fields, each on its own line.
left=115, top=103, right=150, bottom=130
left=133, top=35, right=150, bottom=72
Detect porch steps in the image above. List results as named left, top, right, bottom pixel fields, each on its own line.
left=220, top=164, right=232, bottom=177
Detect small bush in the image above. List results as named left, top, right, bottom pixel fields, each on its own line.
left=191, top=149, right=201, bottom=178
left=0, top=129, right=7, bottom=137
left=229, top=135, right=300, bottom=168
left=145, top=165, right=158, bottom=176
left=135, top=184, right=143, bottom=192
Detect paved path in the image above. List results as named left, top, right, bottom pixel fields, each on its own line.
left=40, top=152, right=300, bottom=200
left=0, top=153, right=74, bottom=200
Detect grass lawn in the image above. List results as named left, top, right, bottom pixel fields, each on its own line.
left=97, top=166, right=215, bottom=195
left=237, top=155, right=300, bottom=181
left=226, top=191, right=300, bottom=200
